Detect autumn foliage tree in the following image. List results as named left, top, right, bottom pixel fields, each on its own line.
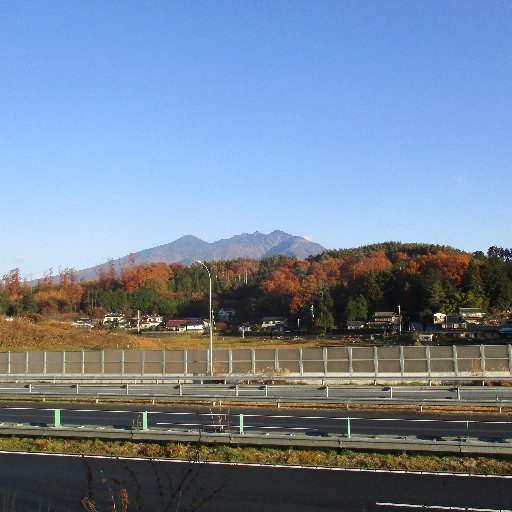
left=4, top=242, right=512, bottom=324
left=121, top=262, right=173, bottom=294
left=2, top=268, right=22, bottom=314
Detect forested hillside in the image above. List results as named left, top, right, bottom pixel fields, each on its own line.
left=1, top=243, right=511, bottom=330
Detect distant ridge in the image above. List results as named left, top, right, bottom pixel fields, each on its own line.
left=72, top=230, right=326, bottom=282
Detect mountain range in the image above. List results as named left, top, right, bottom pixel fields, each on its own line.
left=73, top=231, right=326, bottom=282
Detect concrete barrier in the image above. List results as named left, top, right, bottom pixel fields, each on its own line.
left=0, top=344, right=511, bottom=383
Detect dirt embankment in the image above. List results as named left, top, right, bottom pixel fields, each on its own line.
left=0, top=318, right=163, bottom=352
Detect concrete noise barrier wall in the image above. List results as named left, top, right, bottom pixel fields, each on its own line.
left=0, top=344, right=511, bottom=380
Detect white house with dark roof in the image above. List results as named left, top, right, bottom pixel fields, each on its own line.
left=261, top=317, right=288, bottom=330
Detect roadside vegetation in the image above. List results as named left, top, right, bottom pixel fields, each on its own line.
left=1, top=436, right=511, bottom=475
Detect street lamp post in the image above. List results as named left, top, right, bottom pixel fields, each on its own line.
left=196, top=261, right=213, bottom=375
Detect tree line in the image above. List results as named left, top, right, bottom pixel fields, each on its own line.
left=1, top=243, right=511, bottom=331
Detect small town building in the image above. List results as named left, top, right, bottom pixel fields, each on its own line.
left=261, top=317, right=288, bottom=330
left=217, top=308, right=236, bottom=322
left=140, top=314, right=163, bottom=329
left=458, top=308, right=486, bottom=323
left=103, top=313, right=128, bottom=327
left=165, top=319, right=188, bottom=332
left=442, top=315, right=468, bottom=330
left=367, top=312, right=400, bottom=331
left=165, top=318, right=205, bottom=332
left=347, top=320, right=365, bottom=330
left=433, top=312, right=447, bottom=325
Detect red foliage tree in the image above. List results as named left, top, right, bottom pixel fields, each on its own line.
left=411, top=253, right=471, bottom=285
left=121, top=262, right=172, bottom=294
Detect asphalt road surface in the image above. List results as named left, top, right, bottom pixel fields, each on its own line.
left=0, top=403, right=511, bottom=441
left=0, top=451, right=510, bottom=511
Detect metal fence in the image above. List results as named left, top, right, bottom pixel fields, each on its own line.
left=0, top=344, right=511, bottom=379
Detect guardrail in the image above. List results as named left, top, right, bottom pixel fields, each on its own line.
left=2, top=374, right=512, bottom=385
left=0, top=406, right=510, bottom=456
left=1, top=383, right=512, bottom=412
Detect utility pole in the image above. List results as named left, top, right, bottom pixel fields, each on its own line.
left=196, top=261, right=214, bottom=375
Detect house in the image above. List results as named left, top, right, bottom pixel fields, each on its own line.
left=165, top=318, right=205, bottom=332
left=458, top=308, right=485, bottom=324
left=140, top=314, right=163, bottom=329
left=184, top=318, right=205, bottom=331
left=500, top=327, right=512, bottom=338
left=441, top=315, right=468, bottom=330
left=433, top=313, right=447, bottom=325
left=366, top=312, right=400, bottom=331
left=218, top=308, right=236, bottom=322
left=347, top=321, right=365, bottom=330
left=372, top=312, right=400, bottom=324
left=261, top=317, right=288, bottom=331
left=103, top=313, right=128, bottom=327
left=165, top=319, right=188, bottom=332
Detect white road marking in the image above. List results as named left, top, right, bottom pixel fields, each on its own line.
left=376, top=503, right=511, bottom=511
left=159, top=412, right=194, bottom=415
left=0, top=450, right=511, bottom=479
left=2, top=407, right=34, bottom=411
left=156, top=423, right=201, bottom=427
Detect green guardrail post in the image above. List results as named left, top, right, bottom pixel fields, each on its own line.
left=54, top=409, right=61, bottom=428
left=239, top=413, right=244, bottom=434
left=347, top=416, right=351, bottom=439
left=142, top=411, right=148, bottom=431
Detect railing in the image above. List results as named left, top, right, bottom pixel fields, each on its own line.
left=0, top=405, right=511, bottom=455
left=1, top=383, right=512, bottom=412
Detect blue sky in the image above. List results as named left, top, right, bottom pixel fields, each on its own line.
left=1, top=1, right=511, bottom=279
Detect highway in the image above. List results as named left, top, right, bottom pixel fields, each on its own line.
left=1, top=382, right=512, bottom=406
left=0, top=403, right=511, bottom=441
left=0, top=451, right=510, bottom=511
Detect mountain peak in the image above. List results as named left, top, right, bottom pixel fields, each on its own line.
left=71, top=231, right=327, bottom=282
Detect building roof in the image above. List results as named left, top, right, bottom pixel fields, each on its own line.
left=166, top=318, right=203, bottom=326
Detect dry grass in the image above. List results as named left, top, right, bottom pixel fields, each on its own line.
left=1, top=436, right=511, bottom=475
left=0, top=318, right=162, bottom=351
left=0, top=317, right=362, bottom=352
